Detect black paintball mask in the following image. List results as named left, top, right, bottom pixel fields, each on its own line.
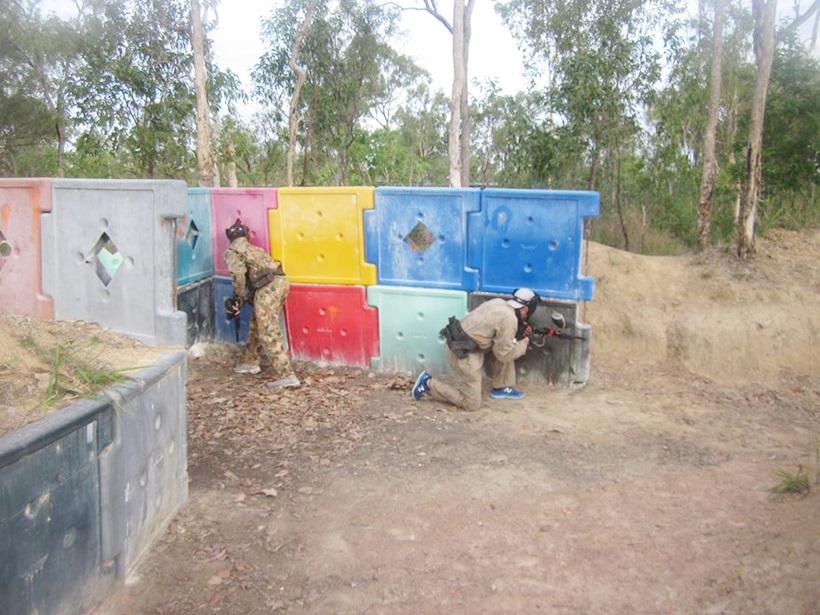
left=226, top=218, right=249, bottom=241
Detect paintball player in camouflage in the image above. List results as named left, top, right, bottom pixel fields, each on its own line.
left=224, top=219, right=300, bottom=389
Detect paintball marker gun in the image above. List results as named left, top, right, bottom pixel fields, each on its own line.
left=224, top=295, right=241, bottom=342
left=530, top=311, right=586, bottom=347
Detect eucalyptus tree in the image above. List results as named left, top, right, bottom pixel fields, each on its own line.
left=69, top=0, right=197, bottom=179
left=641, top=1, right=755, bottom=246
left=0, top=1, right=55, bottom=176
left=740, top=35, right=820, bottom=230
left=0, top=0, right=86, bottom=176
left=737, top=0, right=820, bottom=257
left=696, top=0, right=727, bottom=252
left=354, top=83, right=449, bottom=185
left=217, top=113, right=290, bottom=187
left=470, top=81, right=534, bottom=187
left=498, top=0, right=671, bottom=248
left=737, top=0, right=778, bottom=258
left=760, top=43, right=820, bottom=197
left=254, top=0, right=426, bottom=185
left=191, top=0, right=214, bottom=186
left=417, top=0, right=477, bottom=187
left=285, top=0, right=322, bottom=186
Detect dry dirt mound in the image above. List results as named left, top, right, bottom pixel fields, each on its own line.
left=0, top=315, right=175, bottom=436
left=585, top=228, right=820, bottom=384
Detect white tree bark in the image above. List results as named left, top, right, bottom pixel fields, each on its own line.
left=737, top=0, right=777, bottom=258
left=448, top=0, right=465, bottom=187
left=191, top=0, right=214, bottom=186
left=287, top=0, right=321, bottom=187
left=696, top=0, right=726, bottom=252
left=459, top=0, right=475, bottom=187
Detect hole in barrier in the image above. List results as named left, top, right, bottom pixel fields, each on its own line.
left=404, top=222, right=436, bottom=253
left=85, top=232, right=123, bottom=287
left=185, top=219, right=200, bottom=251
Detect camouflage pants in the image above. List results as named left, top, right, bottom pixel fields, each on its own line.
left=242, top=276, right=292, bottom=378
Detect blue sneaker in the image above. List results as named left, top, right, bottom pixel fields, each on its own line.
left=412, top=370, right=431, bottom=401
left=491, top=386, right=525, bottom=400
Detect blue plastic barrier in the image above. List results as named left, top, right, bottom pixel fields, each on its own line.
left=365, top=187, right=481, bottom=290
left=177, top=188, right=214, bottom=285
left=212, top=275, right=254, bottom=343
left=468, top=188, right=599, bottom=300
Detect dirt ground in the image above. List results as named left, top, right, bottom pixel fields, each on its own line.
left=3, top=229, right=820, bottom=614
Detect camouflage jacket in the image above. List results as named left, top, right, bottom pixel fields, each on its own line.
left=223, top=237, right=283, bottom=301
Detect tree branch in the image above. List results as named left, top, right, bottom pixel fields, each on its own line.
left=777, top=0, right=820, bottom=40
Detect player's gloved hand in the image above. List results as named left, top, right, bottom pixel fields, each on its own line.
left=225, top=297, right=241, bottom=319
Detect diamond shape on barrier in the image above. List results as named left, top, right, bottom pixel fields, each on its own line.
left=185, top=219, right=200, bottom=251
left=403, top=222, right=436, bottom=253
left=85, top=232, right=123, bottom=287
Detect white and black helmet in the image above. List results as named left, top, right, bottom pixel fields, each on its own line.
left=506, top=288, right=540, bottom=313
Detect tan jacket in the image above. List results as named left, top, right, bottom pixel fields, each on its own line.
left=459, top=298, right=529, bottom=363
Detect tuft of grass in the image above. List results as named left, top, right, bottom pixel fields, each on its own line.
left=20, top=335, right=134, bottom=407
left=769, top=465, right=811, bottom=496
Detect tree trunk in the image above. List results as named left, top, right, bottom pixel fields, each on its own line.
left=459, top=0, right=476, bottom=187
left=420, top=0, right=472, bottom=187
left=613, top=148, right=629, bottom=252
left=225, top=143, right=238, bottom=187
left=737, top=0, right=777, bottom=259
left=696, top=0, right=726, bottom=253
left=448, top=0, right=465, bottom=187
left=191, top=0, right=214, bottom=187
left=287, top=0, right=321, bottom=187
left=56, top=114, right=66, bottom=178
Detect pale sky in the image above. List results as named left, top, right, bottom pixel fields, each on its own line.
left=40, top=0, right=528, bottom=120
left=40, top=0, right=819, bottom=121
left=209, top=0, right=528, bottom=116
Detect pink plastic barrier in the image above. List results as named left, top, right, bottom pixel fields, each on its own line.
left=211, top=188, right=277, bottom=276
left=0, top=179, right=54, bottom=319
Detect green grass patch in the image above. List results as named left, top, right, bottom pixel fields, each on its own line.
left=769, top=466, right=811, bottom=496
left=20, top=335, right=135, bottom=407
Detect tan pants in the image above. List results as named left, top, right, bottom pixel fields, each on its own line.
left=427, top=346, right=516, bottom=411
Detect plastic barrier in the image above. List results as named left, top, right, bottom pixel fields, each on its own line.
left=212, top=275, right=254, bottom=343
left=39, top=179, right=187, bottom=347
left=211, top=188, right=277, bottom=276
left=176, top=188, right=214, bottom=285
left=0, top=351, right=187, bottom=615
left=0, top=179, right=54, bottom=319
left=469, top=292, right=591, bottom=387
left=366, top=285, right=468, bottom=373
left=469, top=188, right=599, bottom=301
left=272, top=187, right=377, bottom=285
left=285, top=283, right=379, bottom=367
left=365, top=187, right=481, bottom=290
left=177, top=277, right=215, bottom=347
